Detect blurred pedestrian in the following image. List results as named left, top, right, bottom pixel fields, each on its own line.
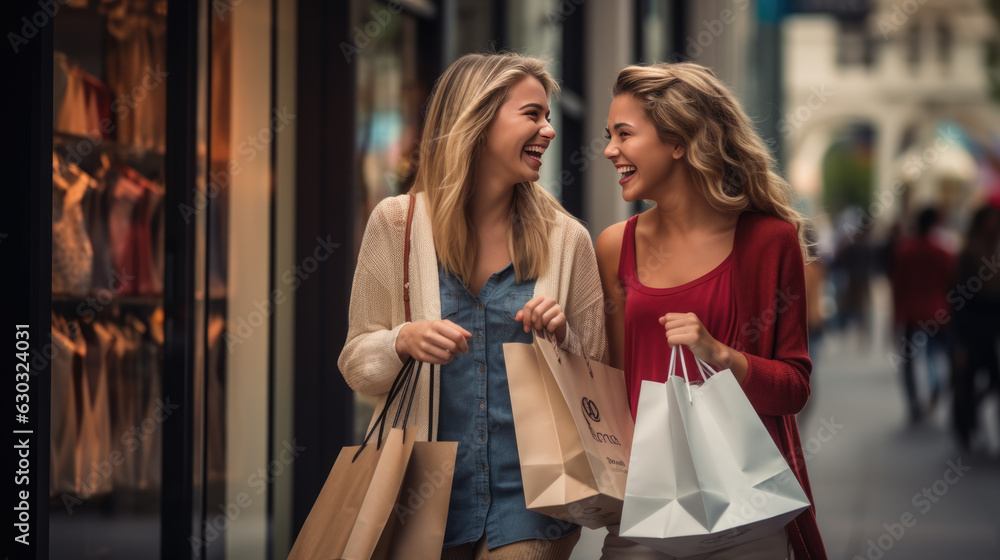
left=805, top=227, right=829, bottom=360
left=951, top=204, right=1000, bottom=449
left=888, top=207, right=956, bottom=425
left=832, top=208, right=875, bottom=349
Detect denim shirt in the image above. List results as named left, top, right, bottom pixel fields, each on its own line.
left=437, top=263, right=577, bottom=548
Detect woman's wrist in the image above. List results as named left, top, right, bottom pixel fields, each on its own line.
left=711, top=341, right=733, bottom=369
left=394, top=322, right=412, bottom=361
left=712, top=342, right=748, bottom=382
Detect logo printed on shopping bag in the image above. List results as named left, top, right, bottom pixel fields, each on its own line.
left=581, top=397, right=621, bottom=446
left=582, top=398, right=601, bottom=422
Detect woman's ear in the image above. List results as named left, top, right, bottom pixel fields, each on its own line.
left=673, top=144, right=685, bottom=159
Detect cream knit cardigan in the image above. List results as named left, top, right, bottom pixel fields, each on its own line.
left=337, top=192, right=609, bottom=441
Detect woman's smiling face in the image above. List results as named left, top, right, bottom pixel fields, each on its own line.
left=604, top=93, right=684, bottom=202
left=480, top=76, right=555, bottom=186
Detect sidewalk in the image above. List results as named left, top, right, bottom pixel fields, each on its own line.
left=569, top=330, right=1000, bottom=559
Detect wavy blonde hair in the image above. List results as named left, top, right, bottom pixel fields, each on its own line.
left=612, top=62, right=810, bottom=260
left=411, top=52, right=568, bottom=284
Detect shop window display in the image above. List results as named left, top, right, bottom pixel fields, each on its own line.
left=51, top=1, right=168, bottom=558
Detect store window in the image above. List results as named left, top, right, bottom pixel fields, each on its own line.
left=51, top=2, right=169, bottom=558
left=352, top=1, right=439, bottom=443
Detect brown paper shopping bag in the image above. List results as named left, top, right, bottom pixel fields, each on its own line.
left=287, top=427, right=416, bottom=560
left=289, top=358, right=455, bottom=560
left=504, top=332, right=634, bottom=529
left=373, top=439, right=457, bottom=560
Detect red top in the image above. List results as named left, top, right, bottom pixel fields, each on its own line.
left=889, top=235, right=955, bottom=325
left=617, top=212, right=827, bottom=560
left=619, top=214, right=737, bottom=417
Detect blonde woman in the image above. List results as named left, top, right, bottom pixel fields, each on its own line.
left=596, top=63, right=827, bottom=559
left=338, top=52, right=608, bottom=559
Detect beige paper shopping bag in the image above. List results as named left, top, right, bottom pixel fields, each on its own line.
left=287, top=427, right=416, bottom=560
left=289, top=358, right=452, bottom=560
left=504, top=332, right=634, bottom=529
left=373, top=439, right=457, bottom=560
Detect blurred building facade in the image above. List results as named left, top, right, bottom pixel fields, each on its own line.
left=784, top=0, right=1000, bottom=241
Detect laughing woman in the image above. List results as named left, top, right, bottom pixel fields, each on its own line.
left=337, top=52, right=608, bottom=559
left=596, top=63, right=827, bottom=559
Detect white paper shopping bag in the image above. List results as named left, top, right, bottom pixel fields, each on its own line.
left=620, top=346, right=811, bottom=556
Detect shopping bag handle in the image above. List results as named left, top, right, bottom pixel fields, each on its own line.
left=390, top=360, right=437, bottom=438
left=538, top=329, right=594, bottom=378
left=668, top=345, right=720, bottom=403
left=354, top=357, right=420, bottom=461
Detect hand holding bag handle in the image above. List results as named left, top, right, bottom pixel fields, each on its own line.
left=354, top=194, right=437, bottom=462
left=401, top=193, right=438, bottom=440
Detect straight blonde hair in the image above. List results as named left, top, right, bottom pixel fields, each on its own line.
left=410, top=52, right=567, bottom=284
left=612, top=62, right=810, bottom=260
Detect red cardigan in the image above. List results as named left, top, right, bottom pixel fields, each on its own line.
left=732, top=212, right=827, bottom=559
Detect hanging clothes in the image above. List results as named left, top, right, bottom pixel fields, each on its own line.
left=80, top=321, right=115, bottom=496
left=105, top=0, right=166, bottom=151
left=54, top=51, right=69, bottom=121
left=52, top=153, right=94, bottom=296
left=50, top=326, right=79, bottom=497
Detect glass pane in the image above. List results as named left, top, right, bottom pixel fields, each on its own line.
left=352, top=2, right=430, bottom=443
left=51, top=1, right=169, bottom=558
left=507, top=0, right=564, bottom=198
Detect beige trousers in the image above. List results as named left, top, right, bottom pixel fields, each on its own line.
left=601, top=525, right=789, bottom=560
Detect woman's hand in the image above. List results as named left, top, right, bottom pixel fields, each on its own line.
left=515, top=295, right=567, bottom=344
left=660, top=312, right=729, bottom=368
left=660, top=312, right=749, bottom=382
left=395, top=320, right=472, bottom=364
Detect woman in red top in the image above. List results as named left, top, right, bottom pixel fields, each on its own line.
left=595, top=63, right=827, bottom=560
